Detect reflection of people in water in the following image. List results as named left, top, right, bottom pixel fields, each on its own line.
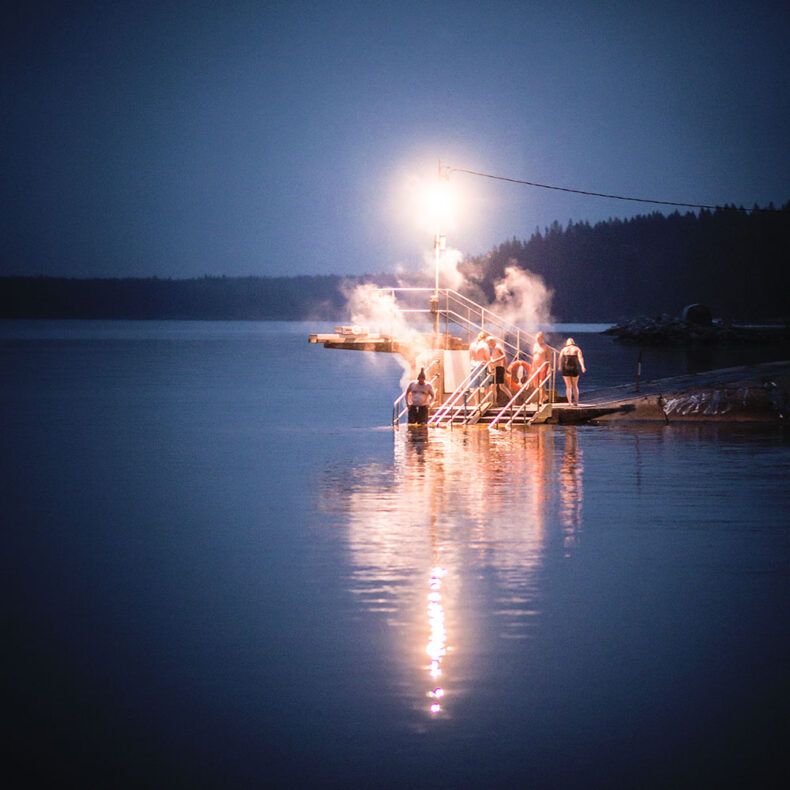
left=558, top=428, right=583, bottom=555
left=405, top=368, right=435, bottom=424
left=407, top=423, right=429, bottom=457
left=327, top=427, right=562, bottom=716
left=557, top=337, right=586, bottom=407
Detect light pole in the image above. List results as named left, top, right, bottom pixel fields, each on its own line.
left=432, top=160, right=448, bottom=340
left=432, top=229, right=446, bottom=338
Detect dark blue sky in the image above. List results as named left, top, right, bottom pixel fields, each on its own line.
left=3, top=0, right=789, bottom=278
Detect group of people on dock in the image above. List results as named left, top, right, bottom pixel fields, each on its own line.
left=470, top=331, right=510, bottom=402
left=404, top=332, right=586, bottom=423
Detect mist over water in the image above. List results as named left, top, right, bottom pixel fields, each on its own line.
left=2, top=321, right=788, bottom=787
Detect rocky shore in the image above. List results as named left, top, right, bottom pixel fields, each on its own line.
left=577, top=360, right=790, bottom=424
left=603, top=314, right=790, bottom=345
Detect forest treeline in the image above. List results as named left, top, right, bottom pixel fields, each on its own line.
left=0, top=274, right=389, bottom=321
left=457, top=203, right=790, bottom=322
left=2, top=204, right=788, bottom=322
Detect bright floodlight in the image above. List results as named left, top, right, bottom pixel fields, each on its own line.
left=420, top=178, right=457, bottom=231
left=393, top=167, right=466, bottom=240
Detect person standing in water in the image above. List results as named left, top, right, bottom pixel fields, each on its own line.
left=557, top=337, right=586, bottom=406
left=405, top=368, right=435, bottom=424
left=531, top=331, right=551, bottom=405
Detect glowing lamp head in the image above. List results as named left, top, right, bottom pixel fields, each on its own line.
left=421, top=179, right=456, bottom=230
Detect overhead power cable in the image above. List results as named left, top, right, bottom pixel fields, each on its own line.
left=447, top=167, right=784, bottom=214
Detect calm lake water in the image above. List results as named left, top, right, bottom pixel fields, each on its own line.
left=2, top=320, right=789, bottom=788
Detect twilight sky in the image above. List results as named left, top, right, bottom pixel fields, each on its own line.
left=2, top=0, right=789, bottom=279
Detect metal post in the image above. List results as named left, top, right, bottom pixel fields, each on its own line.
left=635, top=349, right=642, bottom=392
left=434, top=160, right=442, bottom=340
left=434, top=232, right=440, bottom=298
left=433, top=234, right=440, bottom=339
left=434, top=159, right=441, bottom=299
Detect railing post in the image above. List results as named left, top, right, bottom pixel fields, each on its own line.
left=551, top=350, right=557, bottom=403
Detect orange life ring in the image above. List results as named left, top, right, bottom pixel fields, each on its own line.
left=506, top=359, right=531, bottom=391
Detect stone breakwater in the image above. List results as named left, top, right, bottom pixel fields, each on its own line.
left=656, top=379, right=788, bottom=422
left=603, top=315, right=790, bottom=346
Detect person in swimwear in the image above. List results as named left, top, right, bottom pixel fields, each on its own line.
left=557, top=337, right=586, bottom=406
left=469, top=331, right=490, bottom=386
left=486, top=334, right=511, bottom=404
left=465, top=330, right=491, bottom=406
left=405, top=368, right=435, bottom=424
left=531, top=331, right=551, bottom=405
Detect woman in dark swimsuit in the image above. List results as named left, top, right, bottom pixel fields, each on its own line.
left=558, top=338, right=586, bottom=406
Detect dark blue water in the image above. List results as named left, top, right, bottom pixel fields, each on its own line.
left=2, top=321, right=788, bottom=787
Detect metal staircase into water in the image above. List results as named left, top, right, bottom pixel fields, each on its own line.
left=308, top=287, right=558, bottom=427
left=427, top=363, right=493, bottom=427
left=425, top=360, right=555, bottom=429
left=386, top=289, right=557, bottom=427
left=403, top=289, right=558, bottom=428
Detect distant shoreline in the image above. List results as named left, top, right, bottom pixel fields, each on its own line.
left=4, top=206, right=788, bottom=323
left=2, top=271, right=788, bottom=328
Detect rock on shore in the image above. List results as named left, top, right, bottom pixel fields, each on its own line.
left=603, top=314, right=790, bottom=345
left=584, top=361, right=790, bottom=423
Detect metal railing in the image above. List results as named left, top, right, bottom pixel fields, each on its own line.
left=487, top=362, right=552, bottom=431
left=378, top=287, right=561, bottom=428
left=378, top=287, right=534, bottom=349
left=461, top=383, right=496, bottom=425
left=376, top=287, right=558, bottom=399
left=427, top=362, right=491, bottom=428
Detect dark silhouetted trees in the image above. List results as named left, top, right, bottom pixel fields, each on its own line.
left=1, top=203, right=787, bottom=321
left=458, top=203, right=789, bottom=321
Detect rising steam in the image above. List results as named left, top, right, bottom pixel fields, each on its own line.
left=344, top=282, right=434, bottom=387
left=493, top=264, right=554, bottom=330
left=420, top=246, right=466, bottom=292
left=342, top=254, right=553, bottom=389
left=346, top=283, right=405, bottom=337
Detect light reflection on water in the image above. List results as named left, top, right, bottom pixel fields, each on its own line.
left=3, top=324, right=789, bottom=784
left=319, top=425, right=586, bottom=718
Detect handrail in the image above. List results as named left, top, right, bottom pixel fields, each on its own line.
left=462, top=387, right=495, bottom=425
left=376, top=287, right=561, bottom=425
left=380, top=286, right=557, bottom=338
left=440, top=308, right=527, bottom=359
left=427, top=363, right=485, bottom=427
left=428, top=363, right=489, bottom=427
left=487, top=362, right=550, bottom=431
left=392, top=392, right=407, bottom=425
left=375, top=288, right=560, bottom=382
left=444, top=373, right=494, bottom=427
left=511, top=367, right=554, bottom=429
